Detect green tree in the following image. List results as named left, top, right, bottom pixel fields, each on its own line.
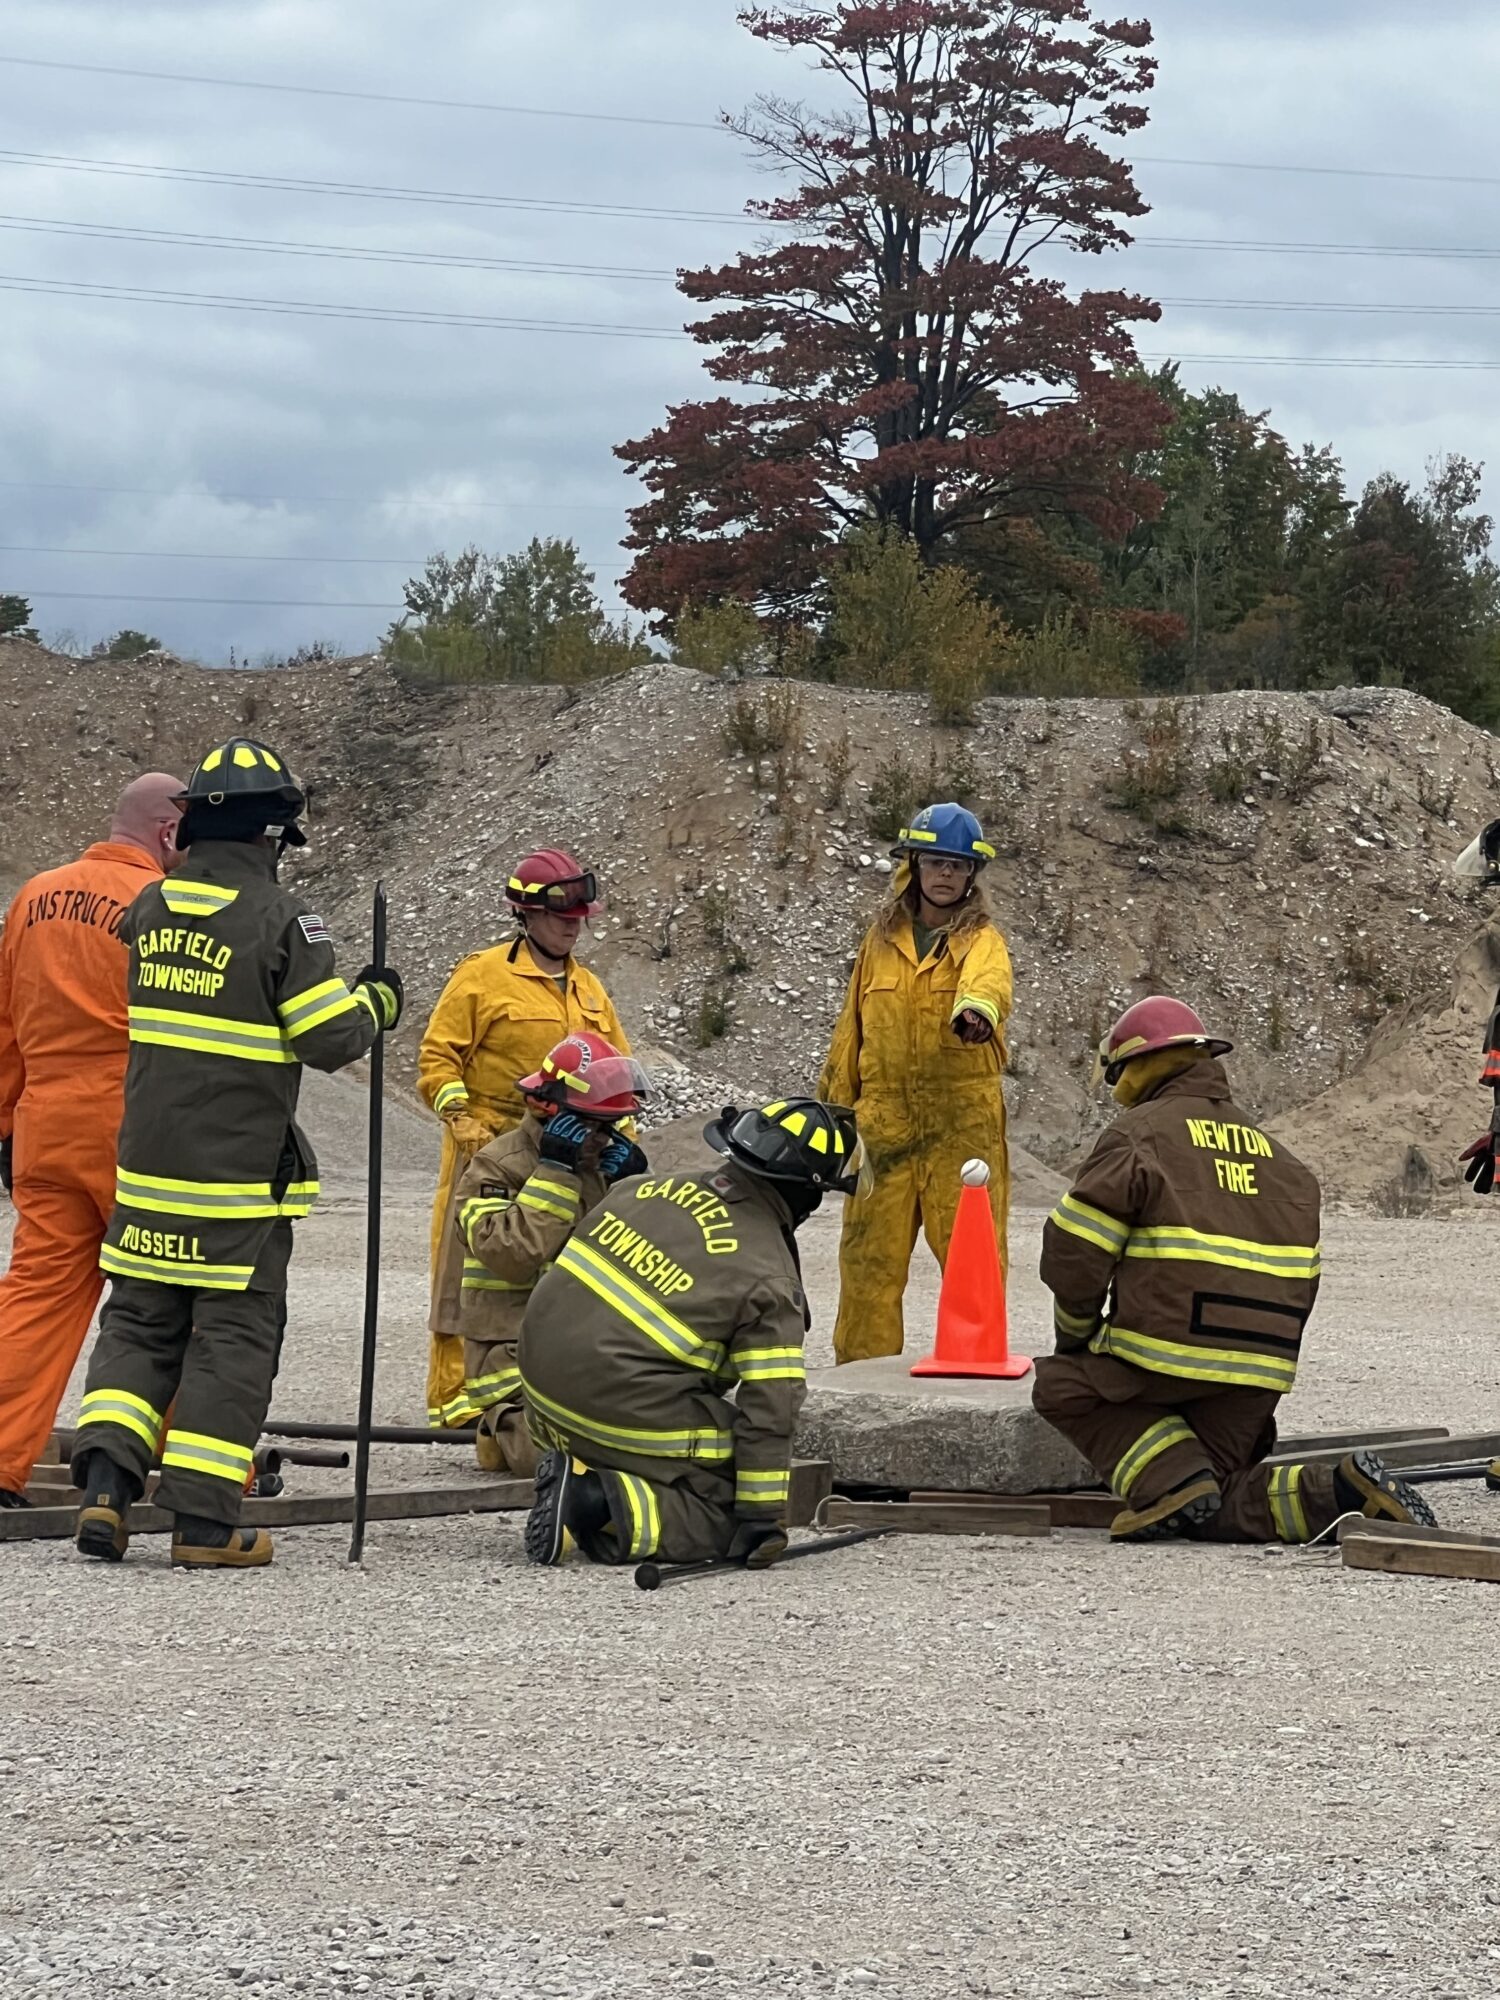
left=0, top=593, right=39, bottom=640
left=670, top=600, right=772, bottom=677
left=98, top=628, right=163, bottom=661
left=388, top=539, right=653, bottom=685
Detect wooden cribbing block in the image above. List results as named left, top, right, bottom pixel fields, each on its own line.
left=1342, top=1519, right=1500, bottom=1584
left=1271, top=1425, right=1448, bottom=1456
left=816, top=1497, right=1051, bottom=1538
left=1285, top=1431, right=1500, bottom=1472
left=908, top=1489, right=1118, bottom=1530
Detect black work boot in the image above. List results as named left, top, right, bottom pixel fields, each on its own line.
left=170, top=1514, right=274, bottom=1569
left=525, top=1451, right=608, bottom=1566
left=0, top=1487, right=31, bottom=1510
left=74, top=1451, right=141, bottom=1562
left=1334, top=1450, right=1437, bottom=1529
left=1111, top=1474, right=1223, bottom=1543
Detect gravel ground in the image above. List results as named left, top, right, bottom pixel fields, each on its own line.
left=5, top=1178, right=1500, bottom=1999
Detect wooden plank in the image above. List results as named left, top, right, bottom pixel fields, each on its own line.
left=1284, top=1430, right=1500, bottom=1471
left=788, top=1459, right=832, bottom=1529
left=1272, top=1425, right=1448, bottom=1455
left=907, top=1488, right=1118, bottom=1530
left=816, top=1497, right=1051, bottom=1539
left=1338, top=1517, right=1500, bottom=1552
left=1342, top=1531, right=1500, bottom=1584
left=0, top=1482, right=535, bottom=1545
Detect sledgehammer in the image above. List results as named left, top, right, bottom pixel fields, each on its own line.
left=635, top=1528, right=891, bottom=1592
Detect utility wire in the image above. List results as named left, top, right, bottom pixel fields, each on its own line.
left=5, top=54, right=1494, bottom=191
left=0, top=478, right=624, bottom=511
left=0, top=543, right=623, bottom=566
left=0, top=273, right=687, bottom=337
left=0, top=54, right=726, bottom=132
left=0, top=214, right=677, bottom=282
left=0, top=150, right=763, bottom=228
left=18, top=590, right=406, bottom=608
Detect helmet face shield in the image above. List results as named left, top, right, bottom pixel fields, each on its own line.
left=517, top=1036, right=650, bottom=1118
left=713, top=1099, right=866, bottom=1196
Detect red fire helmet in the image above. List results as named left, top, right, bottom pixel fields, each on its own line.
left=518, top=1033, right=653, bottom=1119
left=1099, top=996, right=1233, bottom=1081
left=505, top=847, right=602, bottom=918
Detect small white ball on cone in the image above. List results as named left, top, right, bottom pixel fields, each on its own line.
left=960, top=1157, right=991, bottom=1187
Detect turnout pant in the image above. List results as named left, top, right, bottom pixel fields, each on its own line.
left=1032, top=1347, right=1341, bottom=1544
left=0, top=1097, right=117, bottom=1495
left=526, top=1398, right=735, bottom=1564
left=70, top=1224, right=292, bottom=1526
left=464, top=1336, right=540, bottom=1479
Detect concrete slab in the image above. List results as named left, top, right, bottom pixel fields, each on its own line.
left=794, top=1354, right=1096, bottom=1494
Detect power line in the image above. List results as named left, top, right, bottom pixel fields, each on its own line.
left=1158, top=295, right=1500, bottom=319
left=5, top=55, right=1494, bottom=191
left=0, top=479, right=624, bottom=512
left=0, top=54, right=725, bottom=133
left=0, top=214, right=677, bottom=282
left=0, top=150, right=765, bottom=228
left=0, top=543, right=623, bottom=566
left=1138, top=235, right=1500, bottom=262
left=19, top=590, right=404, bottom=608
left=0, top=273, right=688, bottom=338
left=1142, top=350, right=1500, bottom=371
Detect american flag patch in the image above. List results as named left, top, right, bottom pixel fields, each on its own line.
left=298, top=913, right=332, bottom=945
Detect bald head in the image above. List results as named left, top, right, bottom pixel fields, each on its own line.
left=111, top=772, right=186, bottom=873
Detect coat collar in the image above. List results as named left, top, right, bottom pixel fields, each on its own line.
left=1141, top=1058, right=1233, bottom=1106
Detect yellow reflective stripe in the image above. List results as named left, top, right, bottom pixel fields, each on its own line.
left=435, top=1081, right=469, bottom=1115
left=355, top=985, right=381, bottom=1027
left=522, top=1377, right=734, bottom=1460
left=128, top=1007, right=296, bottom=1065
left=731, top=1346, right=806, bottom=1382
left=614, top=1473, right=660, bottom=1558
left=465, top=1367, right=522, bottom=1409
left=735, top=1467, right=790, bottom=1503
left=100, top=1244, right=254, bottom=1290
left=115, top=1169, right=282, bottom=1220
left=160, top=882, right=239, bottom=917
left=461, top=1257, right=532, bottom=1292
left=1053, top=1303, right=1098, bottom=1336
left=557, top=1241, right=725, bottom=1373
left=279, top=979, right=361, bottom=1037
left=1111, top=1417, right=1197, bottom=1500
left=527, top=1176, right=580, bottom=1207
left=1124, top=1226, right=1321, bottom=1281
left=1049, top=1194, right=1130, bottom=1255
left=77, top=1387, right=164, bottom=1450
left=518, top=1190, right=577, bottom=1222
left=461, top=1196, right=513, bottom=1249
left=1093, top=1324, right=1298, bottom=1393
left=438, top=1387, right=484, bottom=1426
left=161, top=1429, right=254, bottom=1484
left=954, top=993, right=1000, bottom=1027
left=1268, top=1464, right=1310, bottom=1543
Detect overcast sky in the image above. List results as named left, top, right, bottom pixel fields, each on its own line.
left=4, top=0, right=1499, bottom=663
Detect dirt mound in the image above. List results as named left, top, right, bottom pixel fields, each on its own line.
left=1275, top=914, right=1500, bottom=1209
left=4, top=637, right=1495, bottom=1198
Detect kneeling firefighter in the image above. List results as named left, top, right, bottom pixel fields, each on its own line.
left=520, top=1098, right=867, bottom=1569
left=1032, top=996, right=1434, bottom=1543
left=435, top=1032, right=652, bottom=1474
left=69, top=739, right=402, bottom=1569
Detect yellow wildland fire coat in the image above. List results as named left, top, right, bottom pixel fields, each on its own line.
left=416, top=938, right=628, bottom=1427
left=819, top=911, right=1013, bottom=1361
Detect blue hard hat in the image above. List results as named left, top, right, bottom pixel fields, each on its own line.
left=893, top=801, right=994, bottom=865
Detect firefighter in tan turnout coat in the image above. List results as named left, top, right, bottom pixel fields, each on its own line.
left=69, top=739, right=402, bottom=1569
left=521, top=1099, right=868, bottom=1571
left=437, top=1033, right=650, bottom=1474
left=1033, top=996, right=1435, bottom=1544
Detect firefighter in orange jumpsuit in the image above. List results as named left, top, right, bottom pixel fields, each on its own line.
left=0, top=774, right=186, bottom=1505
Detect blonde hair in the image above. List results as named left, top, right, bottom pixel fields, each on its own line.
left=875, top=864, right=994, bottom=944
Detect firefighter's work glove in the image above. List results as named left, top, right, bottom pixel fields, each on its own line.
left=0, top=1135, right=11, bottom=1196
left=1461, top=1132, right=1499, bottom=1196
left=727, top=1521, right=789, bottom=1569
left=444, top=1112, right=493, bottom=1157
left=538, top=1111, right=594, bottom=1172
left=600, top=1131, right=648, bottom=1184
left=953, top=1008, right=994, bottom=1046
left=355, top=965, right=404, bottom=1032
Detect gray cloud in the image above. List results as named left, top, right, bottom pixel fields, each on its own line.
left=2, top=2, right=1493, bottom=661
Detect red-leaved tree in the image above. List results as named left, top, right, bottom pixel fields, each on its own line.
left=617, top=1, right=1170, bottom=625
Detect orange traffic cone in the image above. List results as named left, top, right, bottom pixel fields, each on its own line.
left=910, top=1161, right=1032, bottom=1380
